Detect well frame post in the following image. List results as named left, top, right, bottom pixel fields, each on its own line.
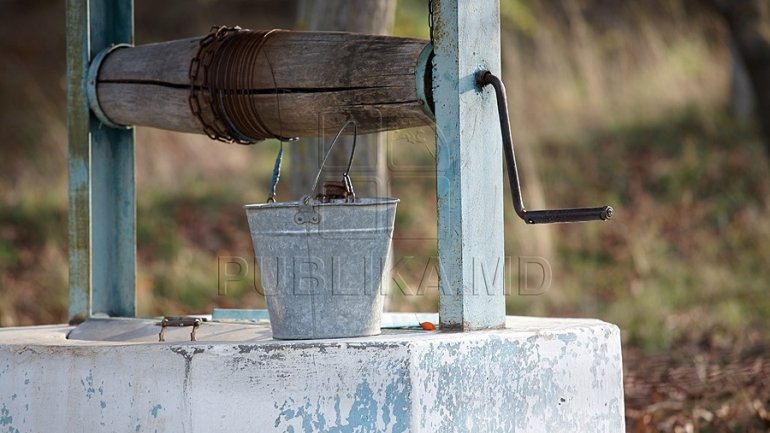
left=433, top=0, right=506, bottom=330
left=65, top=0, right=508, bottom=329
left=66, top=0, right=136, bottom=322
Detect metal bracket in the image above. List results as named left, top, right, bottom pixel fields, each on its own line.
left=158, top=317, right=203, bottom=342
left=414, top=43, right=435, bottom=120
left=294, top=199, right=321, bottom=225
left=87, top=43, right=132, bottom=129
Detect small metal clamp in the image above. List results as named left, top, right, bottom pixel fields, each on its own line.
left=294, top=196, right=321, bottom=225
left=158, top=317, right=203, bottom=342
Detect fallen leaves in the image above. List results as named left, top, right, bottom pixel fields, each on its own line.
left=624, top=333, right=770, bottom=432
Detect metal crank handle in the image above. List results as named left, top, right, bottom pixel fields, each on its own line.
left=476, top=70, right=614, bottom=224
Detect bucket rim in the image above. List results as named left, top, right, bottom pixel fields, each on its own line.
left=244, top=196, right=399, bottom=210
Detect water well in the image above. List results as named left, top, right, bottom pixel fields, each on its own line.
left=0, top=1, right=624, bottom=431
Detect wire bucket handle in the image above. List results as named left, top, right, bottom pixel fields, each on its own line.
left=292, top=119, right=358, bottom=225
left=303, top=118, right=358, bottom=203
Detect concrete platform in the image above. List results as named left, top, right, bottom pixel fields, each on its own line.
left=0, top=316, right=624, bottom=432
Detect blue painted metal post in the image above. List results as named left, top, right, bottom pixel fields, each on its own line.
left=67, top=0, right=135, bottom=322
left=433, top=0, right=506, bottom=330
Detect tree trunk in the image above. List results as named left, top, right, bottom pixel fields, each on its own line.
left=297, top=0, right=396, bottom=35
left=289, top=0, right=396, bottom=200
left=730, top=40, right=755, bottom=124
left=712, top=0, right=770, bottom=156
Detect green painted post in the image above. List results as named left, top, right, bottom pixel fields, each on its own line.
left=67, top=0, right=135, bottom=323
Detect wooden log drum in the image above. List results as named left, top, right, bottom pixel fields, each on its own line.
left=90, top=26, right=432, bottom=142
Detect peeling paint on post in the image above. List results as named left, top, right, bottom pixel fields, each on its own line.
left=67, top=0, right=91, bottom=323
left=433, top=0, right=505, bottom=330
left=66, top=0, right=136, bottom=322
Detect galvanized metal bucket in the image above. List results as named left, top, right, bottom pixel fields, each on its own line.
left=244, top=120, right=398, bottom=339
left=245, top=197, right=397, bottom=339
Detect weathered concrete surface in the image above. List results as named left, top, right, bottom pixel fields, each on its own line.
left=0, top=317, right=624, bottom=432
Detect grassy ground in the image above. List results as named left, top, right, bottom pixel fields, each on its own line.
left=538, top=109, right=770, bottom=350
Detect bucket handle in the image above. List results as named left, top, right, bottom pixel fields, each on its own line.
left=304, top=118, right=358, bottom=204
left=294, top=119, right=358, bottom=225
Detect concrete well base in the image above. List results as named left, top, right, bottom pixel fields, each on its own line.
left=0, top=316, right=624, bottom=432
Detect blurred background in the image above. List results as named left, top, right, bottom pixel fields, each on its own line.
left=1, top=0, right=769, bottom=430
